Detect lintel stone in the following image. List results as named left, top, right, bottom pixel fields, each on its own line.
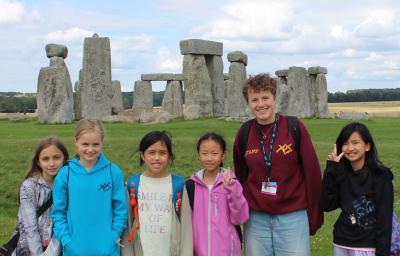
left=227, top=51, right=248, bottom=66
left=172, top=74, right=184, bottom=81
left=46, top=44, right=68, bottom=59
left=275, top=69, right=289, bottom=77
left=307, top=66, right=328, bottom=75
left=180, top=39, right=223, bottom=56
left=141, top=73, right=173, bottom=81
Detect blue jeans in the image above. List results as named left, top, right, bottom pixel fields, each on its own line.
left=244, top=209, right=310, bottom=256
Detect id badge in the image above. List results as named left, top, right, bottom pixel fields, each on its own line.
left=261, top=181, right=278, bottom=195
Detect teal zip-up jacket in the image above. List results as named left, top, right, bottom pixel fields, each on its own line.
left=51, top=153, right=127, bottom=256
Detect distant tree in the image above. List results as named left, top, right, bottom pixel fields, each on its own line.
left=328, top=88, right=400, bottom=102
left=0, top=96, right=36, bottom=113
left=122, top=91, right=165, bottom=108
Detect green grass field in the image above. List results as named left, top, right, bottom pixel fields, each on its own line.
left=1, top=117, right=399, bottom=255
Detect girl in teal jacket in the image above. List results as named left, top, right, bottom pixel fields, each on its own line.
left=52, top=119, right=127, bottom=256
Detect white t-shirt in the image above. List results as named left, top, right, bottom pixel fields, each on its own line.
left=138, top=174, right=173, bottom=256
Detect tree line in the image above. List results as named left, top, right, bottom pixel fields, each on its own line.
left=1, top=89, right=399, bottom=113
left=0, top=92, right=166, bottom=113
left=328, top=88, right=400, bottom=102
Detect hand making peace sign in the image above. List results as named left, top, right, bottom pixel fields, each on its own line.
left=327, top=144, right=345, bottom=162
left=222, top=169, right=234, bottom=186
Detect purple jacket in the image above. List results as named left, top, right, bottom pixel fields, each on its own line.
left=190, top=169, right=249, bottom=256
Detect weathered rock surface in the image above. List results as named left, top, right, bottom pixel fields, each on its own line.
left=161, top=81, right=183, bottom=117
left=132, top=80, right=153, bottom=113
left=141, top=73, right=173, bottom=81
left=180, top=39, right=223, bottom=56
left=207, top=55, right=224, bottom=116
left=111, top=80, right=123, bottom=114
left=81, top=34, right=113, bottom=119
left=45, top=44, right=68, bottom=58
left=37, top=65, right=74, bottom=123
left=227, top=51, right=248, bottom=66
left=182, top=54, right=213, bottom=119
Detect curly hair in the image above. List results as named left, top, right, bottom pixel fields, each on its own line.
left=242, top=73, right=277, bottom=102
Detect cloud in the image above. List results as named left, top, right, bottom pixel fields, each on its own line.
left=44, top=27, right=93, bottom=44
left=0, top=0, right=41, bottom=26
left=110, top=34, right=155, bottom=69
left=365, top=52, right=383, bottom=61
left=354, top=8, right=400, bottom=38
left=191, top=0, right=295, bottom=42
left=156, top=48, right=181, bottom=71
left=0, top=0, right=26, bottom=24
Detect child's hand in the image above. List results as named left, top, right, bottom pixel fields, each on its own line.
left=327, top=144, right=344, bottom=162
left=222, top=169, right=234, bottom=186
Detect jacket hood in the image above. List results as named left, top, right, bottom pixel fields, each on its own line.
left=190, top=167, right=230, bottom=187
left=67, top=153, right=110, bottom=175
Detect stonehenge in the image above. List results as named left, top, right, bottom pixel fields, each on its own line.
left=275, top=66, right=329, bottom=118
left=37, top=36, right=330, bottom=123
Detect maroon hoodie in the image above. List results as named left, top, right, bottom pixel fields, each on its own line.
left=233, top=114, right=323, bottom=235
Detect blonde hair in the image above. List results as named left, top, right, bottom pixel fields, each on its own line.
left=74, top=119, right=105, bottom=141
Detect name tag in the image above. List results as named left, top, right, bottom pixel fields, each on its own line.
left=261, top=181, right=277, bottom=195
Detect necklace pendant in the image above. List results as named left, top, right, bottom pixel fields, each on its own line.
left=350, top=214, right=356, bottom=224
left=263, top=135, right=266, bottom=139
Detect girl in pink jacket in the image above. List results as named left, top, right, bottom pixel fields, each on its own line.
left=186, top=132, right=249, bottom=256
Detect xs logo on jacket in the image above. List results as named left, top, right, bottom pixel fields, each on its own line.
left=98, top=182, right=112, bottom=192
left=276, top=144, right=293, bottom=155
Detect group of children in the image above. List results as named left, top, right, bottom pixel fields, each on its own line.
left=7, top=118, right=397, bottom=256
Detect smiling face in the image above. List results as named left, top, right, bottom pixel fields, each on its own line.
left=37, top=145, right=65, bottom=182
left=341, top=131, right=371, bottom=171
left=75, top=131, right=103, bottom=167
left=198, top=139, right=225, bottom=174
left=141, top=141, right=170, bottom=178
left=247, top=89, right=276, bottom=125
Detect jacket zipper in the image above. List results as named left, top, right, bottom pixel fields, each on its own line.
left=207, top=189, right=212, bottom=256
left=214, top=195, right=218, bottom=217
left=230, top=235, right=234, bottom=256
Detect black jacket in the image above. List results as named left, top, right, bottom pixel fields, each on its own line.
left=321, top=161, right=393, bottom=256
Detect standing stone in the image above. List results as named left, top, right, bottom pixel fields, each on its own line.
left=315, top=74, right=329, bottom=117
left=81, top=34, right=113, bottom=119
left=182, top=54, right=213, bottom=119
left=111, top=80, right=123, bottom=114
left=162, top=80, right=183, bottom=117
left=307, top=66, right=329, bottom=117
left=224, top=79, right=230, bottom=116
left=275, top=70, right=289, bottom=115
left=132, top=80, right=153, bottom=113
left=286, top=67, right=311, bottom=117
left=206, top=55, right=224, bottom=116
left=74, top=69, right=83, bottom=120
left=226, top=51, right=248, bottom=119
left=37, top=44, right=73, bottom=123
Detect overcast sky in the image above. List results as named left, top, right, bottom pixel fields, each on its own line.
left=1, top=0, right=399, bottom=92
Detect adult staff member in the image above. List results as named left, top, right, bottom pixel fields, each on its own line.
left=233, top=73, right=323, bottom=256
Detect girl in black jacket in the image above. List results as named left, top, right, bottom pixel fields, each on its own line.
left=321, top=122, right=393, bottom=256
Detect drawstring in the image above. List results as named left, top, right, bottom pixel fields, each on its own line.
left=176, top=192, right=182, bottom=217
left=128, top=187, right=140, bottom=243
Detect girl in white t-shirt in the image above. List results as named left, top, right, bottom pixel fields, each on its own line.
left=122, top=131, right=193, bottom=256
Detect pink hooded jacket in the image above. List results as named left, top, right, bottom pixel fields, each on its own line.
left=190, top=169, right=249, bottom=256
